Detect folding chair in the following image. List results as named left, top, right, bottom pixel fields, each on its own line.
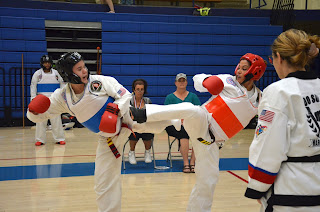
left=167, top=135, right=179, bottom=168
left=167, top=134, right=193, bottom=168
left=122, top=138, right=156, bottom=170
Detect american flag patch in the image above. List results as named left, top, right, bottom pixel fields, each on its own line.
left=259, top=109, right=275, bottom=123
left=117, top=87, right=126, bottom=96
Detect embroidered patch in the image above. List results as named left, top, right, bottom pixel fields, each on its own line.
left=117, top=87, right=126, bottom=96
left=90, top=80, right=102, bottom=92
left=255, top=124, right=267, bottom=137
left=226, top=77, right=236, bottom=86
left=61, top=91, right=67, bottom=103
left=38, top=73, right=42, bottom=82
left=259, top=109, right=275, bottom=123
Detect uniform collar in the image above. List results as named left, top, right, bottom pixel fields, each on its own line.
left=285, top=71, right=318, bottom=79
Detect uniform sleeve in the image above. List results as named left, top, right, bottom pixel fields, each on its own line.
left=27, top=87, right=70, bottom=123
left=102, top=76, right=131, bottom=117
left=244, top=89, right=290, bottom=199
left=30, top=70, right=40, bottom=100
left=193, top=73, right=219, bottom=93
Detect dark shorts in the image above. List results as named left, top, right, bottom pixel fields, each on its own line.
left=165, top=125, right=189, bottom=140
left=129, top=132, right=154, bottom=141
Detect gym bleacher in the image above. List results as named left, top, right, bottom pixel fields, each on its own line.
left=0, top=0, right=285, bottom=126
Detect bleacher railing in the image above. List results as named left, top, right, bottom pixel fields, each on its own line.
left=0, top=67, right=38, bottom=126
left=249, top=0, right=267, bottom=9
left=271, top=0, right=295, bottom=31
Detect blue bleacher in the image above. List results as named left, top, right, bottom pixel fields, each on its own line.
left=0, top=4, right=282, bottom=121
left=0, top=7, right=271, bottom=25
left=0, top=15, right=46, bottom=119
left=100, top=20, right=282, bottom=104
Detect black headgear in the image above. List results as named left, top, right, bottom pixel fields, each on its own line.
left=40, top=55, right=53, bottom=70
left=55, top=52, right=89, bottom=84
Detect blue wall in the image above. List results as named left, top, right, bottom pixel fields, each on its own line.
left=0, top=2, right=283, bottom=123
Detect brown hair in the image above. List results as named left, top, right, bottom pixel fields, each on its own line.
left=271, top=29, right=320, bottom=69
left=132, top=79, right=148, bottom=94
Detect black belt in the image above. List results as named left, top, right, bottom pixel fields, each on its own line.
left=285, top=154, right=320, bottom=162
left=265, top=180, right=320, bottom=212
left=266, top=194, right=320, bottom=211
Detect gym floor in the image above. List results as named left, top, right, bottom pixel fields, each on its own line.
left=0, top=127, right=260, bottom=212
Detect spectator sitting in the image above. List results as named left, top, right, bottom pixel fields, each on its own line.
left=165, top=73, right=201, bottom=173
left=128, top=79, right=154, bottom=164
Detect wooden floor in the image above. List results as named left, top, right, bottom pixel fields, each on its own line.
left=0, top=126, right=260, bottom=212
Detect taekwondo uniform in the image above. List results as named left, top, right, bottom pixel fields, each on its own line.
left=30, top=68, right=65, bottom=144
left=245, top=71, right=320, bottom=212
left=28, top=75, right=133, bottom=212
left=134, top=73, right=262, bottom=212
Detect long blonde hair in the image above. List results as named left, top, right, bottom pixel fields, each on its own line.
left=271, top=29, right=320, bottom=69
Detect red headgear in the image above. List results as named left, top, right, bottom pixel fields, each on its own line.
left=235, top=53, right=266, bottom=81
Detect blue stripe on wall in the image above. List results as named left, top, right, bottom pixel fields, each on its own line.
left=0, top=158, right=249, bottom=181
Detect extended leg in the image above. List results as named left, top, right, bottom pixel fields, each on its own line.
left=182, top=110, right=220, bottom=212
left=146, top=102, right=201, bottom=122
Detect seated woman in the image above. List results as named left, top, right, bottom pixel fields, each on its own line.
left=128, top=79, right=154, bottom=164
left=165, top=73, right=201, bottom=173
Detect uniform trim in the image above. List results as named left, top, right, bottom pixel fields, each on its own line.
left=37, top=83, right=60, bottom=93
left=244, top=187, right=266, bottom=199
left=286, top=71, right=318, bottom=79
left=81, top=97, right=115, bottom=133
left=248, top=162, right=277, bottom=184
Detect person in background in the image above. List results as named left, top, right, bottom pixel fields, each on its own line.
left=245, top=29, right=320, bottom=211
left=128, top=79, right=154, bottom=165
left=30, top=55, right=66, bottom=146
left=165, top=73, right=201, bottom=173
left=96, top=0, right=115, bottom=13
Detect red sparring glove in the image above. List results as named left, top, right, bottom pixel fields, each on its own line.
left=99, top=103, right=120, bottom=133
left=202, top=76, right=224, bottom=95
left=28, top=94, right=51, bottom=114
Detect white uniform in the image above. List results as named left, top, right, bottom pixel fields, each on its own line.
left=245, top=71, right=320, bottom=212
left=30, top=68, right=65, bottom=143
left=135, top=73, right=261, bottom=212
left=27, top=75, right=133, bottom=212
